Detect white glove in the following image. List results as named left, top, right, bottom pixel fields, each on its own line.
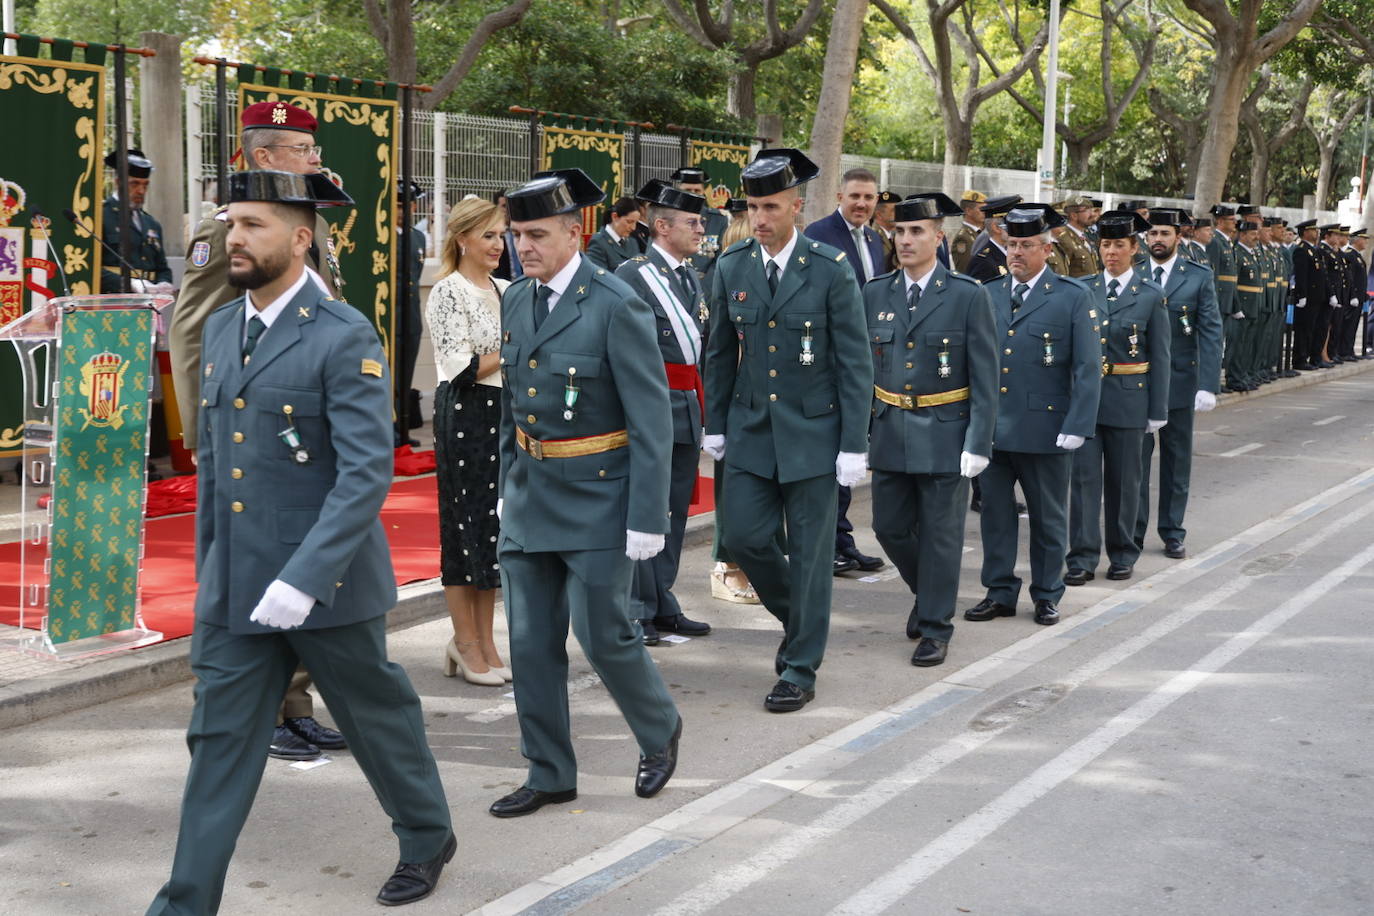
left=1232, top=311, right=1246, bottom=320
left=836, top=451, right=868, bottom=487
left=128, top=277, right=149, bottom=293
left=1146, top=419, right=1167, bottom=434
left=625, top=529, right=665, bottom=561
left=1296, top=297, right=1307, bottom=308
left=150, top=281, right=176, bottom=295
left=702, top=434, right=726, bottom=461
left=1055, top=434, right=1085, bottom=451
left=959, top=451, right=990, bottom=478
left=496, top=497, right=503, bottom=520
left=249, top=579, right=316, bottom=630
left=1353, top=298, right=1360, bottom=307
left=1194, top=390, right=1217, bottom=412
left=1329, top=296, right=1339, bottom=306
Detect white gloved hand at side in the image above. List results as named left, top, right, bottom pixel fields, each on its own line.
left=1329, top=296, right=1339, bottom=306
left=1194, top=390, right=1217, bottom=412
left=249, top=579, right=316, bottom=630
left=959, top=451, right=990, bottom=478
left=1146, top=419, right=1168, bottom=434
left=128, top=278, right=149, bottom=294
left=625, top=529, right=665, bottom=561
left=836, top=451, right=868, bottom=487
left=1353, top=298, right=1360, bottom=307
left=1055, top=434, right=1086, bottom=451
left=1296, top=297, right=1307, bottom=308
left=496, top=497, right=503, bottom=520
left=702, top=434, right=726, bottom=461
left=1232, top=311, right=1246, bottom=320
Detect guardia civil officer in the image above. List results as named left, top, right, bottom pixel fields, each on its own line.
left=1132, top=208, right=1222, bottom=560
left=873, top=189, right=901, bottom=272
left=584, top=196, right=644, bottom=272
left=950, top=189, right=987, bottom=273
left=1206, top=204, right=1244, bottom=387
left=703, top=149, right=873, bottom=711
left=490, top=169, right=681, bottom=818
left=672, top=166, right=730, bottom=275
left=168, top=99, right=346, bottom=762
left=865, top=193, right=997, bottom=667
left=146, top=171, right=454, bottom=914
left=1227, top=217, right=1264, bottom=391
left=616, top=178, right=714, bottom=646
left=99, top=148, right=174, bottom=294
left=965, top=204, right=1101, bottom=627
left=965, top=195, right=1021, bottom=284
left=1065, top=211, right=1169, bottom=584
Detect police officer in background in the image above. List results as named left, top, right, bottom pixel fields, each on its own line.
left=672, top=167, right=730, bottom=276
left=865, top=193, right=997, bottom=667
left=965, top=205, right=1101, bottom=628
left=951, top=190, right=987, bottom=273
left=1055, top=195, right=1102, bottom=278
left=1290, top=219, right=1326, bottom=370
left=1313, top=224, right=1346, bottom=367
left=873, top=190, right=901, bottom=272
left=584, top=196, right=644, bottom=272
left=100, top=149, right=174, bottom=295
left=395, top=180, right=427, bottom=447
left=1338, top=226, right=1366, bottom=361
left=1226, top=216, right=1263, bottom=391
left=965, top=195, right=1021, bottom=285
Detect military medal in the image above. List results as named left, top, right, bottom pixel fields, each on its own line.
left=1128, top=323, right=1140, bottom=358
left=799, top=320, right=815, bottom=366
left=938, top=339, right=952, bottom=378
left=1180, top=305, right=1193, bottom=336
left=563, top=366, right=579, bottom=421
left=1042, top=332, right=1054, bottom=366
left=278, top=405, right=310, bottom=464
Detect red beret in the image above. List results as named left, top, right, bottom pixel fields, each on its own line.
left=241, top=100, right=317, bottom=134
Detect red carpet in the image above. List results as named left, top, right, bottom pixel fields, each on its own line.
left=2, top=470, right=715, bottom=646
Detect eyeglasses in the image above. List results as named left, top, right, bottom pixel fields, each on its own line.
left=266, top=144, right=323, bottom=158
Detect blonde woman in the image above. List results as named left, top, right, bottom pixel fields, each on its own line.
left=428, top=196, right=509, bottom=685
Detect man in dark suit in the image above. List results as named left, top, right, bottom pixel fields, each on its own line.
left=804, top=167, right=887, bottom=576
left=146, top=171, right=455, bottom=913
left=865, top=193, right=998, bottom=667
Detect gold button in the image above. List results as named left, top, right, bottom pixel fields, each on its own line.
left=768, top=320, right=777, bottom=328
left=905, top=362, right=913, bottom=369
left=1047, top=405, right=1054, bottom=411
left=1000, top=386, right=1008, bottom=393
left=232, top=432, right=244, bottom=443
left=1101, top=338, right=1107, bottom=344
left=231, top=468, right=243, bottom=479
left=526, top=414, right=536, bottom=424
left=201, top=398, right=208, bottom=407
left=336, top=581, right=343, bottom=588
left=904, top=384, right=913, bottom=391
left=598, top=469, right=606, bottom=478
left=1002, top=367, right=1010, bottom=374
left=1137, top=382, right=1144, bottom=388
left=231, top=501, right=244, bottom=512
left=769, top=369, right=777, bottom=378
left=1008, top=330, right=1015, bottom=337
left=768, top=345, right=777, bottom=352
left=528, top=359, right=538, bottom=369
left=233, top=397, right=245, bottom=409
left=527, top=387, right=537, bottom=397
left=906, top=342, right=914, bottom=349
left=769, top=393, right=778, bottom=401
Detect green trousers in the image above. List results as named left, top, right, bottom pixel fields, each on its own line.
left=1068, top=425, right=1146, bottom=571
left=872, top=470, right=969, bottom=642
left=632, top=441, right=698, bottom=621
left=1136, top=405, right=1195, bottom=545
left=147, top=617, right=452, bottom=916
left=979, top=449, right=1072, bottom=607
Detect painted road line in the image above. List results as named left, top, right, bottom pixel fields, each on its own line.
left=1218, top=442, right=1263, bottom=457
left=1313, top=414, right=1346, bottom=426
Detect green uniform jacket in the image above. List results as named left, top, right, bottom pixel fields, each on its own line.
left=704, top=233, right=873, bottom=483
left=584, top=226, right=642, bottom=272
left=984, top=271, right=1102, bottom=453
left=195, top=282, right=396, bottom=634
left=170, top=210, right=340, bottom=449
left=1206, top=231, right=1238, bottom=316
left=1134, top=257, right=1222, bottom=410
left=1234, top=243, right=1262, bottom=316
left=99, top=196, right=172, bottom=293
left=498, top=256, right=672, bottom=553
left=865, top=264, right=998, bottom=473
left=1081, top=274, right=1171, bottom=427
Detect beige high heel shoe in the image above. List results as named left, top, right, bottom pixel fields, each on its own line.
left=710, top=562, right=760, bottom=604
left=443, top=639, right=505, bottom=686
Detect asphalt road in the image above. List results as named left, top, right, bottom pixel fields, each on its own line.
left=1, top=375, right=1372, bottom=916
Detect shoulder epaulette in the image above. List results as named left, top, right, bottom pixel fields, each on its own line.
left=871, top=269, right=898, bottom=283
left=1056, top=274, right=1091, bottom=292
left=945, top=270, right=979, bottom=287
left=719, top=237, right=756, bottom=257
left=804, top=238, right=847, bottom=263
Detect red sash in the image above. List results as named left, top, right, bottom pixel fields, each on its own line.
left=663, top=361, right=705, bottom=503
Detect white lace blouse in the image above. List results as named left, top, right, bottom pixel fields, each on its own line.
left=426, top=271, right=507, bottom=387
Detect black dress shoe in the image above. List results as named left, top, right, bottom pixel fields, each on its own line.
left=376, top=832, right=456, bottom=907
left=1282, top=370, right=1300, bottom=378
left=1063, top=568, right=1095, bottom=587
left=764, top=679, right=814, bottom=713
left=833, top=553, right=858, bottom=575
left=268, top=725, right=321, bottom=761
left=1106, top=563, right=1133, bottom=580
left=1294, top=361, right=1315, bottom=371
left=1033, top=600, right=1060, bottom=626
left=640, top=619, right=661, bottom=646
left=841, top=547, right=885, bottom=572
left=1319, top=360, right=1337, bottom=368
left=636, top=716, right=682, bottom=798
left=905, top=598, right=921, bottom=640
left=911, top=637, right=948, bottom=667
left=285, top=715, right=347, bottom=750
left=1163, top=538, right=1186, bottom=559
left=489, top=786, right=578, bottom=818
left=963, top=598, right=1016, bottom=621
left=655, top=614, right=711, bottom=636
left=775, top=637, right=788, bottom=676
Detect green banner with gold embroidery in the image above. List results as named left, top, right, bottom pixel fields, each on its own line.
left=690, top=140, right=750, bottom=211
left=239, top=85, right=398, bottom=367
left=541, top=125, right=624, bottom=238
left=48, top=305, right=154, bottom=644
left=0, top=54, right=106, bottom=457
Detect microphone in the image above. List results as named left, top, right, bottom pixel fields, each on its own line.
left=28, top=209, right=72, bottom=298
left=63, top=207, right=144, bottom=279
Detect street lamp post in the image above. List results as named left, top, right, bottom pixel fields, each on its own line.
left=1037, top=0, right=1063, bottom=203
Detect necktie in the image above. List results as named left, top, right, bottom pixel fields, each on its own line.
left=1107, top=279, right=1120, bottom=301
left=851, top=227, right=872, bottom=281
left=1153, top=266, right=1164, bottom=286
left=677, top=265, right=697, bottom=299
left=533, top=283, right=552, bottom=330
left=907, top=282, right=921, bottom=311
left=243, top=315, right=266, bottom=361
left=1012, top=282, right=1029, bottom=314
left=767, top=260, right=780, bottom=295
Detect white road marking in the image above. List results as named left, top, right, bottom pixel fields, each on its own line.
left=831, top=538, right=1374, bottom=916
left=1313, top=414, right=1346, bottom=426
left=1218, top=442, right=1263, bottom=457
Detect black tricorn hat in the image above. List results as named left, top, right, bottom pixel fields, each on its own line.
left=1004, top=203, right=1066, bottom=237
left=877, top=190, right=902, bottom=204
left=1193, top=216, right=1213, bottom=228
left=397, top=179, right=427, bottom=203
left=508, top=168, right=605, bottom=222
left=1117, top=198, right=1148, bottom=211
left=104, top=148, right=154, bottom=178
left=635, top=178, right=706, bottom=215
left=1237, top=204, right=1261, bottom=216
left=1262, top=216, right=1282, bottom=226
left=981, top=194, right=1023, bottom=215
left=1097, top=210, right=1150, bottom=239
left=227, top=169, right=354, bottom=208
left=895, top=192, right=962, bottom=222
left=1237, top=219, right=1261, bottom=232
left=726, top=197, right=749, bottom=214
left=1147, top=208, right=1188, bottom=228
left=741, top=148, right=819, bottom=197
left=1210, top=203, right=1238, bottom=217
left=670, top=166, right=710, bottom=185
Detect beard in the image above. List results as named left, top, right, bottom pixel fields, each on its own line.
left=1149, top=241, right=1176, bottom=260
left=227, top=248, right=290, bottom=290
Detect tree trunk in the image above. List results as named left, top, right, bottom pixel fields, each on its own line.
left=942, top=120, right=973, bottom=196
left=1190, top=43, right=1247, bottom=206
left=802, top=0, right=869, bottom=226
left=1249, top=144, right=1270, bottom=206
left=728, top=64, right=759, bottom=125
left=1315, top=146, right=1335, bottom=209
left=1065, top=139, right=1093, bottom=179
